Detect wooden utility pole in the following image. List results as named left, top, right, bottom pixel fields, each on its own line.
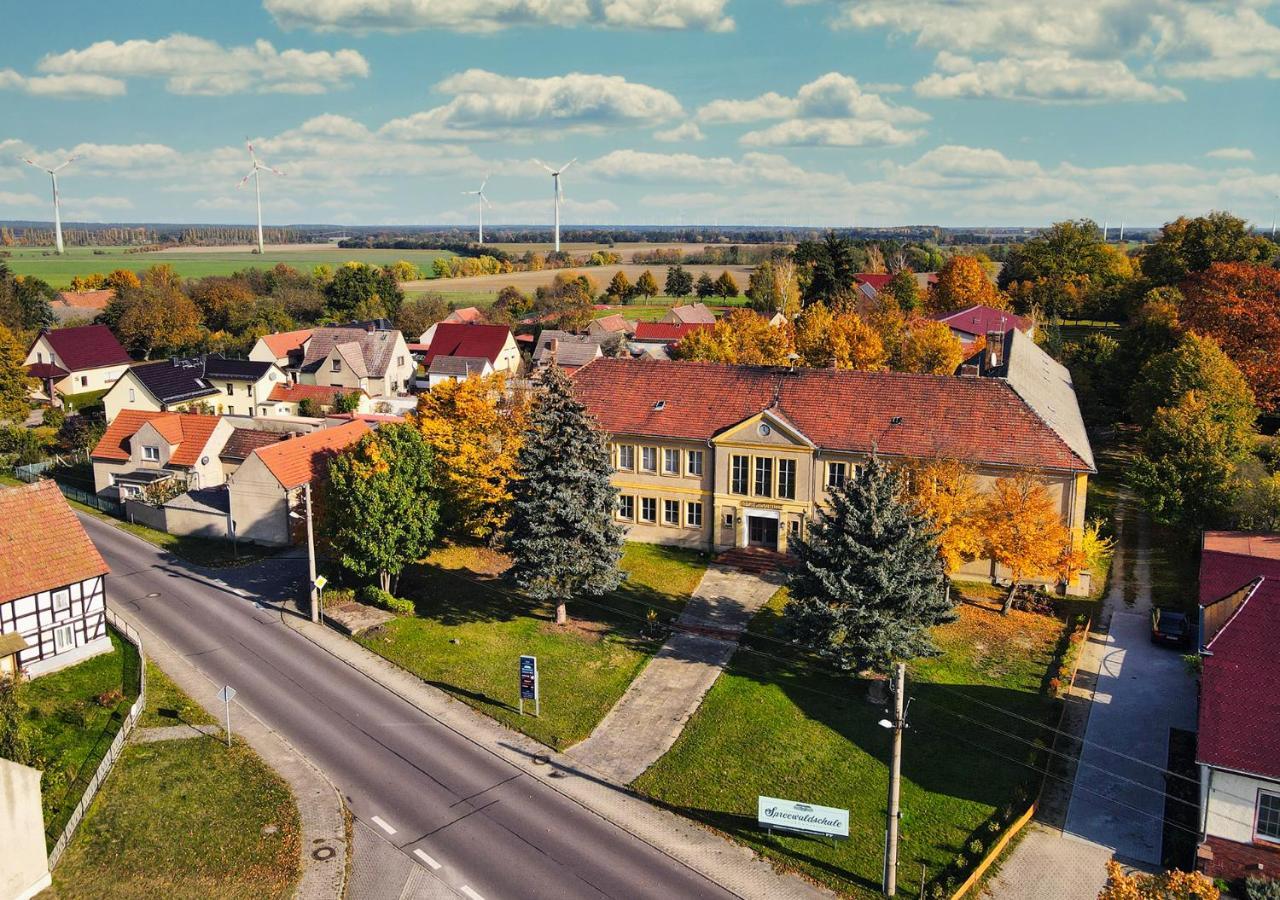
left=883, top=661, right=906, bottom=896
left=304, top=482, right=319, bottom=623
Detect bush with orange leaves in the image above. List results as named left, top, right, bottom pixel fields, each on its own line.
left=1098, top=860, right=1218, bottom=900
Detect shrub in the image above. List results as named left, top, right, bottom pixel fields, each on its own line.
left=358, top=585, right=415, bottom=616
left=1246, top=876, right=1280, bottom=900
left=95, top=688, right=124, bottom=708
left=322, top=587, right=355, bottom=609
left=43, top=407, right=66, bottom=431
left=58, top=699, right=88, bottom=727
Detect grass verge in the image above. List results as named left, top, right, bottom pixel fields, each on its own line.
left=354, top=541, right=707, bottom=748
left=52, top=659, right=300, bottom=899
left=65, top=496, right=270, bottom=568
left=633, top=589, right=1069, bottom=899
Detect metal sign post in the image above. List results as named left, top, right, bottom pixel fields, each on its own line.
left=217, top=685, right=237, bottom=748
left=519, top=655, right=539, bottom=717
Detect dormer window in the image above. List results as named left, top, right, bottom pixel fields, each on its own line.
left=142, top=445, right=160, bottom=461
left=331, top=359, right=342, bottom=373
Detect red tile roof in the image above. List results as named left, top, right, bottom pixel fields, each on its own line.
left=0, top=480, right=109, bottom=603
left=90, top=410, right=223, bottom=467
left=423, top=323, right=512, bottom=366
left=258, top=328, right=313, bottom=359
left=633, top=322, right=711, bottom=342
left=570, top=358, right=1091, bottom=472
left=37, top=325, right=131, bottom=372
left=854, top=273, right=894, bottom=291
left=268, top=383, right=363, bottom=405
left=447, top=307, right=484, bottom=324
left=931, top=305, right=1032, bottom=337
left=52, top=289, right=113, bottom=311
left=1198, top=533, right=1280, bottom=604
left=27, top=363, right=69, bottom=380
left=251, top=420, right=370, bottom=490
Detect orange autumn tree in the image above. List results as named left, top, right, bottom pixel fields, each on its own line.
left=412, top=370, right=529, bottom=539
left=900, top=458, right=984, bottom=572
left=982, top=473, right=1081, bottom=614
left=894, top=317, right=966, bottom=375
left=794, top=302, right=887, bottom=370
left=1180, top=261, right=1280, bottom=410
left=931, top=255, right=1006, bottom=313
left=1098, top=861, right=1218, bottom=900
left=672, top=308, right=795, bottom=365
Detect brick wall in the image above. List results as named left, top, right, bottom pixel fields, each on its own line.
left=1200, top=834, right=1280, bottom=881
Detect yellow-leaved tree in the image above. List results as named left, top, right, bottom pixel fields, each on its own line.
left=894, top=317, right=967, bottom=375
left=899, top=458, right=984, bottom=572
left=672, top=308, right=795, bottom=365
left=1098, top=860, right=1218, bottom=900
left=412, top=371, right=529, bottom=540
left=794, top=302, right=887, bottom=370
left=982, top=473, right=1081, bottom=613
left=931, top=255, right=1006, bottom=313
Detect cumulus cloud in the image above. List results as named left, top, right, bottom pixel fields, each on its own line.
left=0, top=191, right=42, bottom=206
left=0, top=69, right=125, bottom=98
left=915, top=52, right=1185, bottom=103
left=36, top=34, right=369, bottom=95
left=264, top=0, right=733, bottom=32
left=585, top=148, right=853, bottom=191
left=741, top=119, right=923, bottom=148
left=653, top=121, right=705, bottom=142
left=1206, top=147, right=1256, bottom=161
left=381, top=70, right=683, bottom=141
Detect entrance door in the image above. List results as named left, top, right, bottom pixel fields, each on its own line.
left=747, top=515, right=779, bottom=549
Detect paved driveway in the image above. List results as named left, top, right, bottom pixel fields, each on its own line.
left=1062, top=531, right=1198, bottom=865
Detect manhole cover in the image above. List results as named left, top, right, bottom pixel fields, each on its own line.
left=312, top=845, right=336, bottom=861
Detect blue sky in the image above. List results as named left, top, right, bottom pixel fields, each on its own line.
left=1, top=0, right=1277, bottom=228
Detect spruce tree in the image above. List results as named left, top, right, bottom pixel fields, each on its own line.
left=508, top=364, right=623, bottom=625
left=785, top=455, right=955, bottom=674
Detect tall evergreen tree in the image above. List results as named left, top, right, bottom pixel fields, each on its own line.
left=665, top=265, right=693, bottom=298
left=508, top=364, right=623, bottom=625
left=785, top=455, right=954, bottom=674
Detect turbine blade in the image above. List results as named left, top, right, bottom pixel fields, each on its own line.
left=50, top=155, right=80, bottom=173
left=20, top=157, right=45, bottom=171
left=481, top=193, right=492, bottom=208
left=559, top=157, right=577, bottom=173
left=533, top=158, right=555, bottom=174
left=237, top=169, right=255, bottom=188
left=479, top=176, right=489, bottom=191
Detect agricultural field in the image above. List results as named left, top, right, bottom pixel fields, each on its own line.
left=404, top=262, right=757, bottom=304
left=2, top=244, right=455, bottom=288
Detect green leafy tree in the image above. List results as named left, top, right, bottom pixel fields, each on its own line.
left=0, top=324, right=32, bottom=425
left=1130, top=332, right=1256, bottom=440
left=1141, top=212, right=1275, bottom=286
left=665, top=265, right=693, bottom=298
left=0, top=675, right=32, bottom=765
left=694, top=272, right=717, bottom=299
left=296, top=397, right=319, bottom=418
left=784, top=455, right=954, bottom=674
left=106, top=265, right=203, bottom=359
left=794, top=232, right=859, bottom=305
left=714, top=270, right=740, bottom=298
left=332, top=390, right=362, bottom=414
left=395, top=292, right=450, bottom=341
left=507, top=364, right=623, bottom=626
left=0, top=264, right=54, bottom=333
left=885, top=268, right=921, bottom=313
left=324, top=262, right=404, bottom=322
left=635, top=269, right=659, bottom=300
left=1061, top=332, right=1126, bottom=425
left=324, top=423, right=439, bottom=594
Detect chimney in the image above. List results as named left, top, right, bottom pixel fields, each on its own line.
left=828, top=356, right=840, bottom=369
left=986, top=330, right=1005, bottom=369
left=549, top=338, right=559, bottom=360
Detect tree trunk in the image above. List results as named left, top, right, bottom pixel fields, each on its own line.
left=1002, top=580, right=1019, bottom=616
left=555, top=601, right=567, bottom=626
left=380, top=570, right=391, bottom=594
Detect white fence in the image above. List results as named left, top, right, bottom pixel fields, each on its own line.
left=47, top=610, right=146, bottom=869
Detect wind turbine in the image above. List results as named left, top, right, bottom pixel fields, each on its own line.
left=461, top=176, right=491, bottom=245
left=22, top=154, right=79, bottom=255
left=534, top=158, right=576, bottom=252
left=237, top=140, right=284, bottom=254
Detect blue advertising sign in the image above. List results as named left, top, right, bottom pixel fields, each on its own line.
left=519, top=655, right=538, bottom=702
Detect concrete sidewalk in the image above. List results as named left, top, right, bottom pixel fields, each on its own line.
left=278, top=596, right=829, bottom=900
left=567, top=564, right=782, bottom=783
left=112, top=605, right=349, bottom=900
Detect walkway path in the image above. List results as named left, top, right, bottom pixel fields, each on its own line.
left=567, top=564, right=783, bottom=784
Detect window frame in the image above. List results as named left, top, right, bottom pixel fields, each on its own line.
left=640, top=446, right=658, bottom=473
left=617, top=444, right=635, bottom=471
left=142, top=445, right=160, bottom=462
left=754, top=457, right=773, bottom=498
left=617, top=495, right=635, bottom=520
left=686, top=449, right=704, bottom=477
left=730, top=455, right=749, bottom=495
left=663, top=448, right=680, bottom=476
left=662, top=499, right=680, bottom=526
left=640, top=497, right=657, bottom=523
left=827, top=461, right=847, bottom=489
left=331, top=358, right=342, bottom=373
left=51, top=588, right=71, bottom=615
left=778, top=458, right=796, bottom=500
left=686, top=501, right=703, bottom=529
left=53, top=623, right=75, bottom=654
left=1258, top=789, right=1280, bottom=843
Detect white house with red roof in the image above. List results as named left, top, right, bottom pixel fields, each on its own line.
left=931, top=305, right=1034, bottom=347
left=1195, top=532, right=1280, bottom=881
left=418, top=306, right=485, bottom=344
left=629, top=322, right=712, bottom=360
left=421, top=322, right=521, bottom=379
left=23, top=324, right=132, bottom=404
left=90, top=410, right=234, bottom=498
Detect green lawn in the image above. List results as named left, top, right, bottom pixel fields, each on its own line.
left=19, top=630, right=141, bottom=844
left=136, top=661, right=217, bottom=729
left=60, top=388, right=110, bottom=414
left=354, top=541, right=707, bottom=748
left=4, top=245, right=453, bottom=289
left=53, top=659, right=300, bottom=900
left=633, top=589, right=1067, bottom=898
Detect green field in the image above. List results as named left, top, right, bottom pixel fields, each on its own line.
left=3, top=245, right=454, bottom=289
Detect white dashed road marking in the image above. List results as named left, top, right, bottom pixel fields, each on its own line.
left=412, top=848, right=442, bottom=870
left=459, top=887, right=485, bottom=900
left=371, top=815, right=397, bottom=835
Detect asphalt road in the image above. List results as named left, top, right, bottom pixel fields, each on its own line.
left=84, top=515, right=735, bottom=900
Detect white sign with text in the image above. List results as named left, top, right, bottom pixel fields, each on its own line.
left=757, top=795, right=849, bottom=839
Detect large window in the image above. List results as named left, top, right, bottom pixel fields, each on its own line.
left=1259, top=791, right=1280, bottom=841
left=686, top=501, right=703, bottom=528
left=640, top=497, right=657, bottom=523
left=731, top=455, right=749, bottom=494
left=663, top=448, right=680, bottom=475
left=827, top=461, right=847, bottom=489
left=778, top=459, right=796, bottom=500
left=641, top=447, right=657, bottom=473
left=617, top=495, right=634, bottom=520
left=754, top=457, right=773, bottom=497
left=686, top=449, right=704, bottom=477
left=617, top=444, right=635, bottom=470
left=663, top=499, right=680, bottom=525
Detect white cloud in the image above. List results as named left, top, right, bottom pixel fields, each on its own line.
left=264, top=0, right=733, bottom=32
left=741, top=119, right=923, bottom=148
left=0, top=191, right=41, bottom=205
left=915, top=52, right=1185, bottom=103
left=585, top=148, right=853, bottom=191
left=0, top=69, right=125, bottom=98
left=653, top=121, right=705, bottom=142
left=36, top=34, right=369, bottom=96
left=1206, top=147, right=1256, bottom=161
left=381, top=70, right=683, bottom=141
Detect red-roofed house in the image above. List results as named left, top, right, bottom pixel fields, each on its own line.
left=23, top=324, right=132, bottom=404
left=227, top=421, right=370, bottom=546
left=248, top=328, right=314, bottom=370
left=422, top=322, right=521, bottom=377
left=90, top=410, right=233, bottom=498
left=418, top=306, right=485, bottom=344
left=263, top=382, right=370, bottom=417
left=630, top=322, right=712, bottom=359
left=50, top=289, right=114, bottom=323
left=931, top=305, right=1034, bottom=345
left=1196, top=532, right=1280, bottom=881
left=661, top=302, right=716, bottom=325
left=0, top=480, right=111, bottom=677
left=570, top=352, right=1094, bottom=592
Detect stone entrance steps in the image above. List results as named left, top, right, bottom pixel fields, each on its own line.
left=714, top=546, right=792, bottom=574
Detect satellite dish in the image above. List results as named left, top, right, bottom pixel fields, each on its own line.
left=201, top=455, right=210, bottom=465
